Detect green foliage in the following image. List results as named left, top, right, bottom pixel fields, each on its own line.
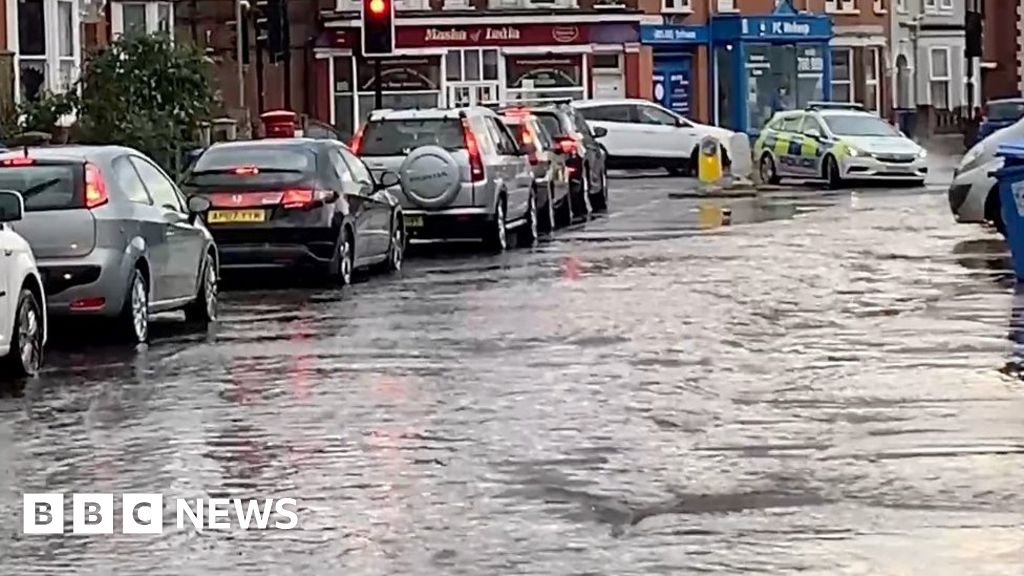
left=75, top=33, right=215, bottom=173
left=16, top=91, right=76, bottom=134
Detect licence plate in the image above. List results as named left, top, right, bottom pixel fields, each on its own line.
left=208, top=210, right=266, bottom=224
left=405, top=215, right=424, bottom=228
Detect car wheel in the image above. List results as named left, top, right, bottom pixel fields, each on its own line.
left=119, top=268, right=149, bottom=344
left=334, top=228, right=355, bottom=285
left=590, top=169, right=609, bottom=212
left=387, top=215, right=404, bottom=272
left=825, top=155, right=843, bottom=189
left=485, top=197, right=508, bottom=252
left=760, top=154, right=781, bottom=185
left=3, top=288, right=43, bottom=377
left=985, top=186, right=1006, bottom=237
left=519, top=190, right=538, bottom=247
left=185, top=252, right=218, bottom=325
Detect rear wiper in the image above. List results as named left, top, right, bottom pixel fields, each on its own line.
left=18, top=178, right=61, bottom=200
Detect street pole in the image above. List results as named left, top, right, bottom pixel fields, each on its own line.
left=235, top=0, right=246, bottom=111
left=374, top=58, right=383, bottom=110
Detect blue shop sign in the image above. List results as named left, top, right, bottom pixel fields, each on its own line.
left=711, top=13, right=832, bottom=42
left=640, top=25, right=709, bottom=45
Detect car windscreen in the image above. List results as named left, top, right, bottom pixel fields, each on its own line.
left=0, top=164, right=81, bottom=211
left=533, top=112, right=566, bottom=138
left=186, top=146, right=315, bottom=188
left=823, top=115, right=900, bottom=137
left=987, top=101, right=1024, bottom=122
left=359, top=119, right=465, bottom=156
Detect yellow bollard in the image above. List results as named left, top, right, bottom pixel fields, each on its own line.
left=697, top=136, right=723, bottom=184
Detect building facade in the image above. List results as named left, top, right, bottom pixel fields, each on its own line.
left=810, top=0, right=889, bottom=117
left=980, top=0, right=1020, bottom=100
left=889, top=0, right=972, bottom=114
left=6, top=0, right=83, bottom=103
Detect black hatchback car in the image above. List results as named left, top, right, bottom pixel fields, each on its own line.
left=529, top=103, right=609, bottom=216
left=181, top=139, right=404, bottom=284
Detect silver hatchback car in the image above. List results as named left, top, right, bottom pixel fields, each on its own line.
left=0, top=145, right=219, bottom=343
left=352, top=107, right=536, bottom=251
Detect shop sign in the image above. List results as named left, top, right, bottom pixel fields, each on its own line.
left=356, top=57, right=440, bottom=91
left=327, top=23, right=638, bottom=49
left=640, top=25, right=708, bottom=45
left=739, top=15, right=831, bottom=40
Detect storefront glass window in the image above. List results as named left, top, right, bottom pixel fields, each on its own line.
left=715, top=45, right=736, bottom=130
left=333, top=57, right=355, bottom=139
left=335, top=57, right=442, bottom=138
left=506, top=55, right=584, bottom=103
left=745, top=43, right=824, bottom=131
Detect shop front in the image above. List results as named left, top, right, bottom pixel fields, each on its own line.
left=640, top=25, right=709, bottom=123
left=316, top=19, right=640, bottom=139
left=710, top=4, right=833, bottom=135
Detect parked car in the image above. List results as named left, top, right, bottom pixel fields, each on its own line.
left=352, top=107, right=536, bottom=251
left=498, top=107, right=572, bottom=231
left=949, top=118, right=1024, bottom=235
left=753, top=107, right=927, bottom=188
left=974, top=98, right=1024, bottom=147
left=529, top=103, right=609, bottom=216
left=572, top=99, right=733, bottom=177
left=181, top=138, right=405, bottom=281
left=0, top=146, right=218, bottom=344
left=0, top=190, right=46, bottom=376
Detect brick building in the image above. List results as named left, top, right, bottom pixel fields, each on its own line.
left=811, top=0, right=890, bottom=116
left=980, top=0, right=1021, bottom=100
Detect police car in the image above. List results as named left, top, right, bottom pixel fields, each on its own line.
left=754, top=103, right=928, bottom=188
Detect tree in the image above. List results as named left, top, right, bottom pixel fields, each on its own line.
left=75, top=34, right=215, bottom=174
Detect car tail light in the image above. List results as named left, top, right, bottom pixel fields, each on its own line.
left=84, top=163, right=109, bottom=209
left=350, top=124, right=366, bottom=154
left=1, top=157, right=34, bottom=166
left=280, top=189, right=336, bottom=209
left=556, top=135, right=578, bottom=156
left=520, top=126, right=539, bottom=166
left=462, top=117, right=484, bottom=181
left=70, top=297, right=106, bottom=310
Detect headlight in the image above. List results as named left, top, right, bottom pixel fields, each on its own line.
left=917, top=148, right=928, bottom=159
left=848, top=147, right=862, bottom=158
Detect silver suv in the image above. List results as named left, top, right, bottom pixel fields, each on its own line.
left=353, top=107, right=536, bottom=251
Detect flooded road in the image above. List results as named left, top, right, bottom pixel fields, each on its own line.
left=3, top=177, right=1023, bottom=576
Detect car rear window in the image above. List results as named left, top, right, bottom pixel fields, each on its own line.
left=0, top=164, right=81, bottom=211
left=359, top=119, right=465, bottom=156
left=533, top=112, right=566, bottom=138
left=186, top=145, right=315, bottom=188
left=987, top=101, right=1024, bottom=122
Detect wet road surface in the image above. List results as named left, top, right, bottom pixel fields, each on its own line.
left=3, top=173, right=1024, bottom=576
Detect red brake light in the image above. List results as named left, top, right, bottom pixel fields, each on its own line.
left=557, top=136, right=577, bottom=155
left=350, top=124, right=366, bottom=155
left=462, top=117, right=484, bottom=181
left=1, top=157, right=34, bottom=166
left=280, top=189, right=335, bottom=209
left=84, top=163, right=109, bottom=209
left=233, top=166, right=259, bottom=175
left=520, top=127, right=539, bottom=166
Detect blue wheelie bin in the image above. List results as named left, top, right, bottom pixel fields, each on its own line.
left=994, top=140, right=1024, bottom=280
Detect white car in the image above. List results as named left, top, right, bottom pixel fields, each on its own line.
left=948, top=118, right=1024, bottom=235
left=0, top=190, right=46, bottom=377
left=572, top=99, right=736, bottom=175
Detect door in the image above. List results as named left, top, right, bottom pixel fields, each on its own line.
left=773, top=114, right=806, bottom=176
left=633, top=103, right=692, bottom=159
left=111, top=156, right=171, bottom=302
left=577, top=104, right=632, bottom=159
left=339, top=147, right=390, bottom=258
left=329, top=150, right=374, bottom=262
left=130, top=156, right=206, bottom=301
left=447, top=82, right=500, bottom=107
left=798, top=115, right=828, bottom=176
left=487, top=117, right=532, bottom=219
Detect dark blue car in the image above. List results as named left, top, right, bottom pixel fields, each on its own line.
left=975, top=98, right=1024, bottom=146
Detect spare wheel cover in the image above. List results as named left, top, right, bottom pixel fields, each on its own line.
left=398, top=145, right=461, bottom=208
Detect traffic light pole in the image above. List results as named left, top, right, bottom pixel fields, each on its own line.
left=235, top=0, right=246, bottom=111
left=374, top=58, right=383, bottom=110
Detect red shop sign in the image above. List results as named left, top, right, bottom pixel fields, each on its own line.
left=330, top=23, right=637, bottom=49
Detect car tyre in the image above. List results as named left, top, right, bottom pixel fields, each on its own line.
left=572, top=169, right=591, bottom=220
left=185, top=252, right=218, bottom=325
left=3, top=288, right=43, bottom=377
left=759, top=153, right=781, bottom=185
left=332, top=228, right=355, bottom=285
left=485, top=197, right=508, bottom=252
left=590, top=169, right=609, bottom=212
left=825, top=155, right=843, bottom=189
left=387, top=214, right=405, bottom=272
left=519, top=190, right=538, bottom=247
left=118, top=268, right=149, bottom=344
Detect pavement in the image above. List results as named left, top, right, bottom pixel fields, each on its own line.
left=5, top=165, right=1024, bottom=575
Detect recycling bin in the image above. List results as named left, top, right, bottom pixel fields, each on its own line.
left=993, top=140, right=1024, bottom=280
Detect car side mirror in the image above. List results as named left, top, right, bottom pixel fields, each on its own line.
left=376, top=170, right=400, bottom=190
left=0, top=190, right=24, bottom=223
left=187, top=195, right=211, bottom=215
left=592, top=126, right=608, bottom=138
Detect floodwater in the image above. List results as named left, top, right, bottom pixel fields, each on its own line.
left=2, top=176, right=1023, bottom=576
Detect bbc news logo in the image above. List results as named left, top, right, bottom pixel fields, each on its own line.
left=23, top=494, right=298, bottom=534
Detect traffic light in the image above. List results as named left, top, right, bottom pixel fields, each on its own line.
left=255, top=0, right=288, bottom=63
left=965, top=9, right=983, bottom=59
left=362, top=0, right=394, bottom=57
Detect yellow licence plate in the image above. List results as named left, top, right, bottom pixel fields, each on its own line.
left=405, top=215, right=424, bottom=228
left=208, top=210, right=266, bottom=224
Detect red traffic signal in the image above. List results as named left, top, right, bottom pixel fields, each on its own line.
left=362, top=0, right=394, bottom=56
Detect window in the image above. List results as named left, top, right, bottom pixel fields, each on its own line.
left=329, top=150, right=354, bottom=185
left=17, top=0, right=46, bottom=100
left=579, top=105, right=631, bottom=123
left=929, top=48, right=951, bottom=110
left=825, top=0, right=855, bottom=12
left=130, top=157, right=184, bottom=211
left=359, top=119, right=465, bottom=156
left=487, top=118, right=520, bottom=155
left=113, top=2, right=175, bottom=37
left=831, top=48, right=854, bottom=103
left=780, top=115, right=803, bottom=133
left=112, top=157, right=153, bottom=205
left=800, top=116, right=826, bottom=136
left=896, top=0, right=906, bottom=11
left=662, top=0, right=691, bottom=12
left=636, top=105, right=676, bottom=126
left=864, top=47, right=881, bottom=111
left=924, top=0, right=953, bottom=13
left=445, top=49, right=499, bottom=83
left=338, top=148, right=373, bottom=186
left=873, top=0, right=886, bottom=13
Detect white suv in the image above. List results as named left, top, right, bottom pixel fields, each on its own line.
left=572, top=99, right=736, bottom=175
left=0, top=190, right=46, bottom=377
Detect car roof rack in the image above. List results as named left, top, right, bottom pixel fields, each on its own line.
left=806, top=101, right=866, bottom=111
